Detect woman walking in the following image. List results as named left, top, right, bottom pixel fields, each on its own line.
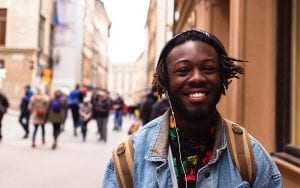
left=28, top=87, right=49, bottom=148
left=47, top=89, right=67, bottom=150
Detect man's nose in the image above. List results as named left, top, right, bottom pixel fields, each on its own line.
left=190, top=70, right=206, bottom=82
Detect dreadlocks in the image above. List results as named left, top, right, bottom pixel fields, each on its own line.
left=152, top=29, right=246, bottom=97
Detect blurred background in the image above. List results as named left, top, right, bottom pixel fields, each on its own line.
left=0, top=0, right=299, bottom=187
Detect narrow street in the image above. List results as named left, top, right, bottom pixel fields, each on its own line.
left=0, top=110, right=135, bottom=188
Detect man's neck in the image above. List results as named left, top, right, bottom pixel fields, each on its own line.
left=174, top=111, right=218, bottom=142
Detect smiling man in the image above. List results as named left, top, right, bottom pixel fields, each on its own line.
left=102, top=30, right=282, bottom=188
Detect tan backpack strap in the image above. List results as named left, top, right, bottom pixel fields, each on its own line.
left=224, top=118, right=256, bottom=185
left=112, top=135, right=134, bottom=188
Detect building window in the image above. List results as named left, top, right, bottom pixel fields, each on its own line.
left=39, top=15, right=46, bottom=52
left=0, top=59, right=4, bottom=68
left=274, top=0, right=300, bottom=167
left=0, top=8, right=7, bottom=45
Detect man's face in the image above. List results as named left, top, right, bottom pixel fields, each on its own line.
left=166, top=41, right=222, bottom=119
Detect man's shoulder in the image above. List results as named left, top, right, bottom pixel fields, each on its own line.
left=131, top=116, right=163, bottom=140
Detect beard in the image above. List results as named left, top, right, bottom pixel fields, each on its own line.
left=167, top=91, right=222, bottom=121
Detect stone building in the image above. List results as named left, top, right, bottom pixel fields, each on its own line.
left=0, top=0, right=55, bottom=109
left=53, top=0, right=110, bottom=91
left=81, top=0, right=110, bottom=90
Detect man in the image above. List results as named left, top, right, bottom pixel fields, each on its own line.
left=112, top=94, right=124, bottom=131
left=102, top=30, right=282, bottom=187
left=93, top=91, right=112, bottom=142
left=67, top=84, right=80, bottom=136
left=140, top=86, right=158, bottom=125
left=150, top=95, right=169, bottom=121
left=0, top=90, right=9, bottom=141
left=19, top=84, right=33, bottom=139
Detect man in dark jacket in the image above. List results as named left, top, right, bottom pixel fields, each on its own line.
left=19, top=84, right=33, bottom=139
left=93, top=91, right=112, bottom=142
left=0, top=90, right=9, bottom=141
left=140, top=86, right=158, bottom=125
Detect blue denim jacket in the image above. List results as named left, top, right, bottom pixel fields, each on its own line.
left=102, top=110, right=282, bottom=188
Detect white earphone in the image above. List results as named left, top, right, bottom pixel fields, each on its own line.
left=166, top=92, right=188, bottom=188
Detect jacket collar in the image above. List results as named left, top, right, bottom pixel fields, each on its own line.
left=145, top=109, right=170, bottom=161
left=145, top=109, right=227, bottom=162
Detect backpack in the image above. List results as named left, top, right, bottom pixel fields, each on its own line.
left=51, top=98, right=62, bottom=112
left=67, top=90, right=79, bottom=106
left=112, top=118, right=256, bottom=188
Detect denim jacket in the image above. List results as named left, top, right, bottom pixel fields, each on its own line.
left=102, top=110, right=282, bottom=188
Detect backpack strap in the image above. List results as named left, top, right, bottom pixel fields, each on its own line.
left=112, top=135, right=134, bottom=188
left=224, top=118, right=256, bottom=185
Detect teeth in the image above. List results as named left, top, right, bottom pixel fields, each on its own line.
left=189, top=92, right=205, bottom=98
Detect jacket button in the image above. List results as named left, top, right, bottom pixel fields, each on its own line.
left=204, top=171, right=210, bottom=178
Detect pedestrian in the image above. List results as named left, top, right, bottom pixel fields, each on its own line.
left=112, top=94, right=124, bottom=131
left=19, top=84, right=33, bottom=139
left=140, top=86, right=158, bottom=125
left=79, top=97, right=93, bottom=142
left=0, top=90, right=9, bottom=141
left=59, top=88, right=69, bottom=132
left=67, top=84, right=80, bottom=136
left=28, top=87, right=49, bottom=148
left=102, top=30, right=282, bottom=187
left=93, top=90, right=112, bottom=142
left=150, top=95, right=170, bottom=120
left=46, top=89, right=67, bottom=150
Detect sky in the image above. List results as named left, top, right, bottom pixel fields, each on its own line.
left=102, top=0, right=150, bottom=63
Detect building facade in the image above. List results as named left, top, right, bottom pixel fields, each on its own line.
left=107, top=62, right=136, bottom=105
left=52, top=0, right=85, bottom=92
left=82, top=0, right=110, bottom=90
left=132, top=51, right=148, bottom=103
left=146, top=0, right=174, bottom=88
left=146, top=0, right=300, bottom=186
left=53, top=0, right=110, bottom=92
left=0, top=0, right=55, bottom=109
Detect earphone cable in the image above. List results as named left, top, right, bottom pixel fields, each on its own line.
left=166, top=93, right=188, bottom=188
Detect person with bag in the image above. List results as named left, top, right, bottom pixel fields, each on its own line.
left=67, top=84, right=81, bottom=136
left=0, top=90, right=9, bottom=141
left=102, top=30, right=282, bottom=187
left=46, top=89, right=68, bottom=150
left=28, top=87, right=49, bottom=148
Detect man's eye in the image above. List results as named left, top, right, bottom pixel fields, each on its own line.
left=202, top=67, right=217, bottom=74
left=176, top=68, right=189, bottom=75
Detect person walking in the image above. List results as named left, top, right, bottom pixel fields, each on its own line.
left=150, top=95, right=169, bottom=120
left=140, top=86, right=158, bottom=125
left=0, top=90, right=9, bottom=141
left=28, top=87, right=49, bottom=148
left=19, top=84, right=33, bottom=139
left=46, top=89, right=67, bottom=150
left=103, top=30, right=282, bottom=187
left=112, top=94, right=124, bottom=131
left=79, top=97, right=93, bottom=142
left=67, top=84, right=81, bottom=136
left=93, top=91, right=112, bottom=142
